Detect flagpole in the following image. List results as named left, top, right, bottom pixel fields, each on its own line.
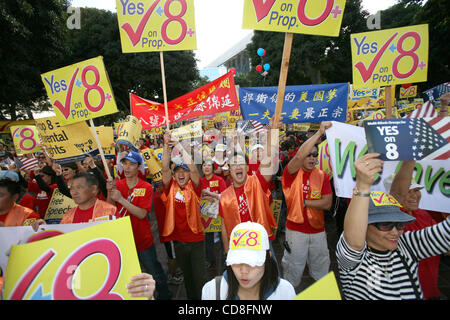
left=273, top=32, right=293, bottom=125
left=89, top=119, right=113, bottom=180
left=160, top=51, right=170, bottom=130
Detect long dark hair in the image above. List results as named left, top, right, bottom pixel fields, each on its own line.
left=226, top=251, right=279, bottom=300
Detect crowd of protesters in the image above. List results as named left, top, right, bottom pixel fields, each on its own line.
left=0, top=103, right=449, bottom=300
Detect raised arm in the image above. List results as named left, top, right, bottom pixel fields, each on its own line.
left=174, top=141, right=200, bottom=187
left=389, top=160, right=415, bottom=203
left=286, top=121, right=331, bottom=175
left=259, top=116, right=282, bottom=182
left=343, top=153, right=383, bottom=251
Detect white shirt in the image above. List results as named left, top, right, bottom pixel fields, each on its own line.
left=201, top=276, right=296, bottom=300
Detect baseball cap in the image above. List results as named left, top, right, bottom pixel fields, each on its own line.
left=368, top=191, right=415, bottom=224
left=226, top=222, right=269, bottom=267
left=383, top=174, right=424, bottom=192
left=174, top=162, right=190, bottom=172
left=0, top=170, right=19, bottom=182
left=121, top=151, right=143, bottom=165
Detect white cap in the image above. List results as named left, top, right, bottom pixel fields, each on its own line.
left=226, top=222, right=269, bottom=267
left=383, top=173, right=424, bottom=193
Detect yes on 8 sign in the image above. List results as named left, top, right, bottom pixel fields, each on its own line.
left=243, top=0, right=347, bottom=37
left=116, top=0, right=197, bottom=53
left=41, top=56, right=118, bottom=126
left=10, top=126, right=41, bottom=155
left=351, top=24, right=429, bottom=89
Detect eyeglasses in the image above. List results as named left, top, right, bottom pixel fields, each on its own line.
left=307, top=152, right=319, bottom=158
left=372, top=222, right=407, bottom=232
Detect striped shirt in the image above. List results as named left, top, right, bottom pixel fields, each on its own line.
left=336, top=216, right=450, bottom=300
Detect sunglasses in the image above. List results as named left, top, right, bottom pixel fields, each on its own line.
left=372, top=222, right=407, bottom=232
left=307, top=152, right=319, bottom=158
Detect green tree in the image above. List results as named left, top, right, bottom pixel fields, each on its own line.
left=0, top=0, right=70, bottom=120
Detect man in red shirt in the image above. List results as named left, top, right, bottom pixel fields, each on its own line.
left=389, top=160, right=446, bottom=300
left=161, top=131, right=205, bottom=300
left=281, top=121, right=333, bottom=290
left=107, top=151, right=171, bottom=300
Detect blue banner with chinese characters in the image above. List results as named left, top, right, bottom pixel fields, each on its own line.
left=239, top=83, right=349, bottom=124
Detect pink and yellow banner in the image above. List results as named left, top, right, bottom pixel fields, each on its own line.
left=10, top=125, right=42, bottom=155
left=243, top=0, right=346, bottom=37
left=3, top=217, right=144, bottom=300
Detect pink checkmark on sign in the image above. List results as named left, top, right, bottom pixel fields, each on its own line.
left=251, top=0, right=277, bottom=22
left=121, top=0, right=161, bottom=47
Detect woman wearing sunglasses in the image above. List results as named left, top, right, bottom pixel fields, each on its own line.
left=336, top=153, right=450, bottom=300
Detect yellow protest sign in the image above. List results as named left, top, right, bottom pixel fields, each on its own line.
left=141, top=148, right=162, bottom=182
left=44, top=188, right=77, bottom=224
left=170, top=120, right=202, bottom=141
left=293, top=271, right=341, bottom=300
left=41, top=56, right=118, bottom=126
left=351, top=24, right=429, bottom=88
left=243, top=0, right=346, bottom=36
left=3, top=217, right=144, bottom=300
left=116, top=115, right=143, bottom=151
left=10, top=125, right=42, bottom=155
left=116, top=0, right=197, bottom=53
left=399, top=85, right=418, bottom=99
left=348, top=86, right=395, bottom=110
left=35, top=116, right=98, bottom=162
left=95, top=126, right=116, bottom=158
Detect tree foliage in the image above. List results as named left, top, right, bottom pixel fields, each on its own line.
left=0, top=0, right=70, bottom=120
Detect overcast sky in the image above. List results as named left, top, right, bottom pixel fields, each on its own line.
left=70, top=0, right=397, bottom=69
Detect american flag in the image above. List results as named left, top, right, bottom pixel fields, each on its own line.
left=408, top=117, right=449, bottom=160
left=236, top=120, right=265, bottom=134
left=17, top=156, right=39, bottom=170
left=404, top=101, right=437, bottom=118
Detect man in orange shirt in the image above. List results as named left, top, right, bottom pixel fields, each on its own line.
left=281, top=121, right=333, bottom=290
left=161, top=131, right=205, bottom=300
left=219, top=117, right=281, bottom=253
left=0, top=171, right=40, bottom=227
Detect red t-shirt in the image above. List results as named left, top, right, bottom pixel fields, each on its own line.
left=114, top=178, right=154, bottom=252
left=153, top=190, right=169, bottom=243
left=19, top=193, right=36, bottom=211
left=0, top=204, right=40, bottom=226
left=282, top=167, right=332, bottom=234
left=28, top=181, right=57, bottom=219
left=248, top=161, right=260, bottom=176
left=404, top=208, right=441, bottom=299
left=72, top=205, right=95, bottom=223
left=163, top=179, right=204, bottom=243
left=200, top=174, right=227, bottom=195
left=219, top=171, right=274, bottom=240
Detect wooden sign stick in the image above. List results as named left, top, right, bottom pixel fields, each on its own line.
left=89, top=119, right=112, bottom=180
left=159, top=51, right=170, bottom=130
left=273, top=32, right=294, bottom=125
left=385, top=85, right=392, bottom=119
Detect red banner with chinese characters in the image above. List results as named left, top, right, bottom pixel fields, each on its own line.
left=131, top=70, right=238, bottom=129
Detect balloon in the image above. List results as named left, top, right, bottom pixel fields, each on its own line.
left=256, top=65, right=263, bottom=72
left=229, top=68, right=236, bottom=75
left=263, top=64, right=270, bottom=71
left=257, top=48, right=265, bottom=57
